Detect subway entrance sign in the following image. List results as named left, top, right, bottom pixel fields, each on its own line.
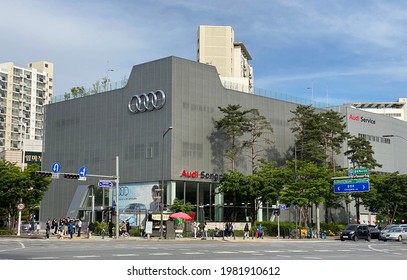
left=333, top=178, right=370, bottom=193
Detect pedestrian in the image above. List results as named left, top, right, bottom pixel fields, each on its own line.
left=77, top=219, right=82, bottom=237
left=87, top=221, right=93, bottom=239
left=52, top=218, right=58, bottom=235
left=126, top=220, right=131, bottom=233
left=244, top=223, right=249, bottom=239
left=108, top=221, right=114, bottom=238
left=68, top=221, right=74, bottom=239
left=257, top=224, right=264, bottom=239
left=45, top=220, right=51, bottom=240
left=203, top=222, right=208, bottom=239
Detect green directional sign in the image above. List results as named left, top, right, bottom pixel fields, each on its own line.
left=354, top=168, right=369, bottom=175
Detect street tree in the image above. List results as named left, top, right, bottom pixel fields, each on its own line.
left=318, top=110, right=350, bottom=172
left=242, top=109, right=274, bottom=173
left=344, top=136, right=382, bottom=222
left=289, top=105, right=326, bottom=166
left=363, top=173, right=407, bottom=223
left=216, top=104, right=251, bottom=171
left=0, top=162, right=51, bottom=223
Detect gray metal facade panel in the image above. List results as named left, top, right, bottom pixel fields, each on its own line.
left=40, top=56, right=407, bottom=222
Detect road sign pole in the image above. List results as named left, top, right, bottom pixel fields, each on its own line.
left=115, top=156, right=119, bottom=240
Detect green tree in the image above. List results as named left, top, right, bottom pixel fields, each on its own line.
left=216, top=104, right=251, bottom=171
left=318, top=110, right=350, bottom=172
left=280, top=160, right=330, bottom=228
left=169, top=198, right=195, bottom=214
left=0, top=162, right=51, bottom=222
left=344, top=136, right=382, bottom=223
left=364, top=173, right=407, bottom=223
left=289, top=105, right=325, bottom=166
left=242, top=109, right=274, bottom=173
left=345, top=136, right=382, bottom=170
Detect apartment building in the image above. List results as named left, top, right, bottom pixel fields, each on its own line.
left=0, top=61, right=53, bottom=169
left=197, top=25, right=254, bottom=93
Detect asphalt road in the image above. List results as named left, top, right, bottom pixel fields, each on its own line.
left=1, top=236, right=407, bottom=260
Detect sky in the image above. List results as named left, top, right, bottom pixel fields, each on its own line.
left=2, top=0, right=407, bottom=105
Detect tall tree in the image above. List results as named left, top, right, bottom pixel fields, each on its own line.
left=318, top=110, right=350, bottom=172
left=344, top=136, right=382, bottom=170
left=344, top=136, right=382, bottom=223
left=242, top=109, right=274, bottom=173
left=216, top=104, right=250, bottom=171
left=289, top=105, right=325, bottom=165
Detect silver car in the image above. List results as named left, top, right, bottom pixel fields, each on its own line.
left=383, top=227, right=407, bottom=242
left=379, top=224, right=407, bottom=240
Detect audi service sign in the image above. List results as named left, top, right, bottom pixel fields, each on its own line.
left=128, top=90, right=166, bottom=113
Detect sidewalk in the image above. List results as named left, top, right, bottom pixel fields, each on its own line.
left=1, top=232, right=338, bottom=242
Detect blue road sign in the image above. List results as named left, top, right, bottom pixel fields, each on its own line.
left=51, top=162, right=61, bottom=173
left=78, top=166, right=87, bottom=177
left=279, top=204, right=286, bottom=210
left=334, top=178, right=370, bottom=193
left=348, top=169, right=354, bottom=177
left=98, top=180, right=113, bottom=188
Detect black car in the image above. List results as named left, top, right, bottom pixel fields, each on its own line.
left=368, top=225, right=380, bottom=239
left=340, top=224, right=371, bottom=241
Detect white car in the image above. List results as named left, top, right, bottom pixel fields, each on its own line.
left=383, top=227, right=407, bottom=241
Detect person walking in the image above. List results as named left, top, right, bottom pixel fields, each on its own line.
left=76, top=219, right=82, bottom=237
left=87, top=221, right=93, bottom=239
left=257, top=224, right=264, bottom=239
left=68, top=221, right=74, bottom=239
left=244, top=223, right=250, bottom=239
left=108, top=221, right=114, bottom=238
left=45, top=220, right=51, bottom=240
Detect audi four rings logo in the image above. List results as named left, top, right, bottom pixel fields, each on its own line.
left=118, top=186, right=129, bottom=196
left=128, top=90, right=166, bottom=113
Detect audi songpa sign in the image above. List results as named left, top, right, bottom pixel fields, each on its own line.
left=128, top=90, right=166, bottom=113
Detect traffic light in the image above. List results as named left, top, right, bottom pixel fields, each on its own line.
left=64, top=173, right=80, bottom=179
left=35, top=171, right=53, bottom=177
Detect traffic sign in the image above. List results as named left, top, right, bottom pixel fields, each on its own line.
left=354, top=168, right=369, bottom=175
left=16, top=203, right=25, bottom=211
left=334, top=178, right=370, bottom=193
left=51, top=162, right=61, bottom=173
left=279, top=204, right=286, bottom=210
left=348, top=169, right=354, bottom=177
left=98, top=180, right=113, bottom=188
left=78, top=166, right=87, bottom=177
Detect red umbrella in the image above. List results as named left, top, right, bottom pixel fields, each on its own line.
left=170, top=212, right=193, bottom=221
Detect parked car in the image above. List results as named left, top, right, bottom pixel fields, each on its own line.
left=382, top=227, right=407, bottom=242
left=368, top=225, right=381, bottom=239
left=340, top=224, right=371, bottom=241
left=379, top=224, right=407, bottom=240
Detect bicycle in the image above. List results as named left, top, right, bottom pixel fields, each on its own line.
left=119, top=230, right=129, bottom=239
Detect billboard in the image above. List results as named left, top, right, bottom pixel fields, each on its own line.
left=113, top=182, right=160, bottom=227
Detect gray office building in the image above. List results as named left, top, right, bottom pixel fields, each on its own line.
left=39, top=56, right=407, bottom=225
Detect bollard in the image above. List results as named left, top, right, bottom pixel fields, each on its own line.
left=222, top=230, right=225, bottom=240
left=101, top=229, right=105, bottom=239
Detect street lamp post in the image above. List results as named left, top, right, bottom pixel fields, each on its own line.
left=12, top=119, right=26, bottom=236
left=382, top=134, right=407, bottom=142
left=160, top=126, right=173, bottom=239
